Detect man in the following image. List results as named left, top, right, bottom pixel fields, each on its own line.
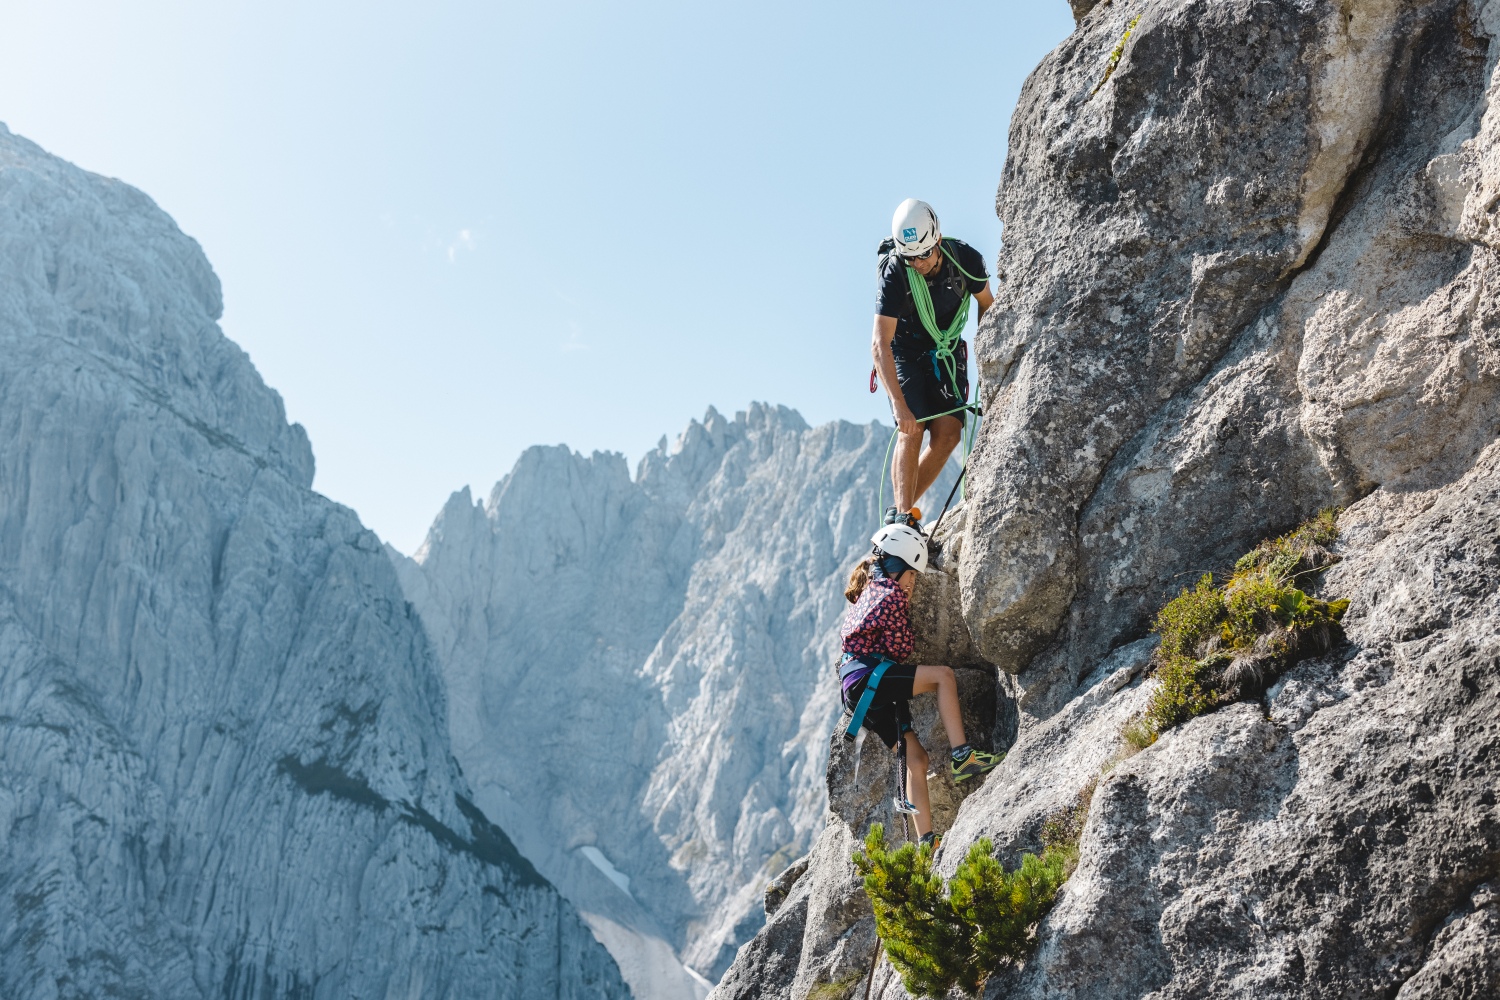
left=872, top=198, right=993, bottom=527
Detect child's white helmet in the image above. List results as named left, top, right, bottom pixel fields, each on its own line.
left=870, top=523, right=930, bottom=573
left=891, top=199, right=940, bottom=257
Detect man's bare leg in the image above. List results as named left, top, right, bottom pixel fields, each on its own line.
left=892, top=424, right=925, bottom=513
left=911, top=416, right=964, bottom=506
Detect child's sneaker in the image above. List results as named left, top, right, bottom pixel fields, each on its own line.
left=950, top=747, right=1004, bottom=783
left=918, top=831, right=942, bottom=851
left=894, top=796, right=919, bottom=816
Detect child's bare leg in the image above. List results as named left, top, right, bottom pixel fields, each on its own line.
left=912, top=665, right=966, bottom=748
left=903, top=731, right=932, bottom=837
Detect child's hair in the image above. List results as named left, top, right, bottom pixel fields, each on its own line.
left=845, top=556, right=874, bottom=604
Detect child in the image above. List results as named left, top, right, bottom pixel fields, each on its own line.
left=839, top=523, right=1001, bottom=848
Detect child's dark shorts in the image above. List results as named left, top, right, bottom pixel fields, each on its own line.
left=842, top=662, right=919, bottom=750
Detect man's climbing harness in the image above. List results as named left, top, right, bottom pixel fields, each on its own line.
left=876, top=238, right=986, bottom=520
left=904, top=240, right=977, bottom=407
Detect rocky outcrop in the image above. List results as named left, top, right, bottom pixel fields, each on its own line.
left=1068, top=0, right=1106, bottom=23
left=392, top=409, right=966, bottom=997
left=713, top=0, right=1500, bottom=997
left=0, top=126, right=627, bottom=999
left=955, top=451, right=1500, bottom=999
left=963, top=0, right=1496, bottom=711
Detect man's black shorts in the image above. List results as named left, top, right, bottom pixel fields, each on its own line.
left=893, top=343, right=970, bottom=424
left=843, top=662, right=919, bottom=749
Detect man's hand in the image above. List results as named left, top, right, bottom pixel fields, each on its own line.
left=872, top=315, right=914, bottom=431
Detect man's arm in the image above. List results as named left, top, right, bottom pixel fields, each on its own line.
left=974, top=283, right=995, bottom=318
left=872, top=315, right=918, bottom=435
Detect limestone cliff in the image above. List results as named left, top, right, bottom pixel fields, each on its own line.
left=0, top=126, right=628, bottom=999
left=714, top=1, right=1500, bottom=997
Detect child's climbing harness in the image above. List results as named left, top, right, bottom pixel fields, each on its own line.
left=841, top=655, right=895, bottom=739
left=843, top=653, right=918, bottom=842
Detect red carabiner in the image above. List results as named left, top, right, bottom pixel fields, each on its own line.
left=869, top=367, right=878, bottom=393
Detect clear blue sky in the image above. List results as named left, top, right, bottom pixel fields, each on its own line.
left=6, top=0, right=1074, bottom=553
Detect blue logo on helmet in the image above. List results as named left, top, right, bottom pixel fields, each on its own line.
left=902, top=227, right=918, bottom=241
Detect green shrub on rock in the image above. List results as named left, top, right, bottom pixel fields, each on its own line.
left=1128, top=509, right=1349, bottom=746
left=854, top=827, right=968, bottom=996
left=1155, top=573, right=1225, bottom=663
left=803, top=972, right=865, bottom=1000
left=854, top=824, right=1073, bottom=998
left=951, top=841, right=1072, bottom=973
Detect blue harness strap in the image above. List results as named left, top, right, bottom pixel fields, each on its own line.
left=844, top=658, right=894, bottom=740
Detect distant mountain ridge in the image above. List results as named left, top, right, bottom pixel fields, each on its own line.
left=391, top=403, right=959, bottom=996
left=0, top=124, right=627, bottom=999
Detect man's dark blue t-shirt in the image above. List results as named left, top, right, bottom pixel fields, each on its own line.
left=875, top=238, right=988, bottom=360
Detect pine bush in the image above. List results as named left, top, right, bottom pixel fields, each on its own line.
left=854, top=825, right=1072, bottom=998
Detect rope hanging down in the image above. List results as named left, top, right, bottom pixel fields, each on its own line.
left=876, top=240, right=984, bottom=520
left=905, top=242, right=973, bottom=399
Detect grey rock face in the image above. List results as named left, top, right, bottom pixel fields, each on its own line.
left=392, top=409, right=968, bottom=996
left=0, top=126, right=627, bottom=999
left=1068, top=0, right=1105, bottom=23
left=716, top=0, right=1500, bottom=997
left=962, top=0, right=1493, bottom=704
left=1395, top=882, right=1500, bottom=999
left=975, top=451, right=1500, bottom=999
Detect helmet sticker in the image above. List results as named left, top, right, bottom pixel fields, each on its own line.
left=902, top=227, right=918, bottom=241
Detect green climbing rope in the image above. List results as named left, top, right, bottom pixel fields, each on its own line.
left=905, top=243, right=971, bottom=400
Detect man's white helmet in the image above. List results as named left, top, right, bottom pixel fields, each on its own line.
left=870, top=523, right=930, bottom=573
left=891, top=199, right=940, bottom=257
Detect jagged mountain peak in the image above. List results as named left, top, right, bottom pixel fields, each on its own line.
left=635, top=402, right=810, bottom=499
left=392, top=397, right=920, bottom=996
left=0, top=124, right=314, bottom=490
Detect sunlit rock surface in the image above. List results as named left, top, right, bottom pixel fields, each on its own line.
left=0, top=125, right=628, bottom=999
left=715, top=1, right=1500, bottom=997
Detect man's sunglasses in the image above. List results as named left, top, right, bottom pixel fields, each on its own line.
left=904, top=245, right=938, bottom=261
